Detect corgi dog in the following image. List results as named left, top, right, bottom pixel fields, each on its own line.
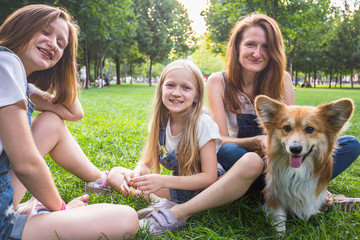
left=254, top=95, right=354, bottom=232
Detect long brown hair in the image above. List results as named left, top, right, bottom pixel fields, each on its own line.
left=225, top=13, right=286, bottom=113
left=141, top=59, right=204, bottom=176
left=0, top=4, right=79, bottom=104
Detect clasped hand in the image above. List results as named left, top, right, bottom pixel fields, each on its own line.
left=125, top=173, right=163, bottom=196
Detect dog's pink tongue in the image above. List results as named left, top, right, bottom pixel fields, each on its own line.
left=289, top=155, right=303, bottom=168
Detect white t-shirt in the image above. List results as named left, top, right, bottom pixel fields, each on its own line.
left=165, top=112, right=222, bottom=153
left=0, top=49, right=36, bottom=153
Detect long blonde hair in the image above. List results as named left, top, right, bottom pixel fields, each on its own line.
left=225, top=13, right=286, bottom=113
left=141, top=59, right=205, bottom=176
left=0, top=4, right=79, bottom=105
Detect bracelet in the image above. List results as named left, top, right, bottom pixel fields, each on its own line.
left=61, top=200, right=66, bottom=211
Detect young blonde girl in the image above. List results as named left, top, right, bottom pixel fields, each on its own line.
left=108, top=59, right=224, bottom=212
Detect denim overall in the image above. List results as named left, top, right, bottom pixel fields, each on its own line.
left=158, top=128, right=201, bottom=203
left=159, top=127, right=225, bottom=203
left=217, top=71, right=266, bottom=191
left=0, top=47, right=35, bottom=239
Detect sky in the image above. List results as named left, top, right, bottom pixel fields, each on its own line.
left=177, top=0, right=209, bottom=37
left=177, top=0, right=358, bottom=37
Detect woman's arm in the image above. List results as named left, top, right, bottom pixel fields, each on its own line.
left=284, top=71, right=295, bottom=105
left=0, top=102, right=63, bottom=211
left=207, top=73, right=264, bottom=151
left=130, top=140, right=218, bottom=194
left=30, top=89, right=84, bottom=122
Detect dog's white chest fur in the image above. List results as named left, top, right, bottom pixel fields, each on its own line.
left=266, top=158, right=326, bottom=220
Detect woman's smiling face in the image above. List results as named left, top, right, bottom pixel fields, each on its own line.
left=18, top=17, right=69, bottom=76
left=238, top=25, right=270, bottom=75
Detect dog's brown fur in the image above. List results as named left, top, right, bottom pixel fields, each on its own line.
left=255, top=95, right=354, bottom=232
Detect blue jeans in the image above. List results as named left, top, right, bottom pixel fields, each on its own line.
left=217, top=135, right=360, bottom=191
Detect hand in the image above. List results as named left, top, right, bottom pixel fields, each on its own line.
left=66, top=194, right=89, bottom=209
left=129, top=174, right=163, bottom=195
left=258, top=135, right=267, bottom=154
left=121, top=170, right=141, bottom=196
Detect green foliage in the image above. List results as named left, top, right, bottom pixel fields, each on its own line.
left=191, top=36, right=225, bottom=76
left=132, top=0, right=196, bottom=83
left=41, top=85, right=360, bottom=239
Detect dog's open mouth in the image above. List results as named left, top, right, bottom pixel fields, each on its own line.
left=289, top=146, right=314, bottom=168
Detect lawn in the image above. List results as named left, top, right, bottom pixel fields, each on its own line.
left=39, top=84, right=360, bottom=239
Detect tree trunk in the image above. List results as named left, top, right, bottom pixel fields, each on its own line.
left=313, top=67, right=316, bottom=88
left=350, top=68, right=354, bottom=88
left=94, top=57, right=98, bottom=81
left=288, top=37, right=297, bottom=80
left=339, top=74, right=342, bottom=88
left=84, top=40, right=91, bottom=89
left=148, top=58, right=153, bottom=86
left=273, top=0, right=278, bottom=20
left=130, top=63, right=133, bottom=85
left=115, top=55, right=121, bottom=85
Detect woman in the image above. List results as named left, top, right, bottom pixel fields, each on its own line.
left=138, top=13, right=360, bottom=236
left=0, top=4, right=138, bottom=239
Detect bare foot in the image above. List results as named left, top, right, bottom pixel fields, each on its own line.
left=66, top=194, right=89, bottom=209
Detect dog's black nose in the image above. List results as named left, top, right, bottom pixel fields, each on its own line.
left=290, top=144, right=302, bottom=154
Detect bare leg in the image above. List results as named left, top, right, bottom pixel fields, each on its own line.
left=22, top=204, right=139, bottom=240
left=10, top=170, right=28, bottom=209
left=13, top=112, right=102, bottom=208
left=171, top=152, right=264, bottom=222
left=31, top=112, right=102, bottom=181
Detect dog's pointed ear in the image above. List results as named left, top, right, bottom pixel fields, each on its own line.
left=318, top=98, right=354, bottom=133
left=255, top=95, right=286, bottom=127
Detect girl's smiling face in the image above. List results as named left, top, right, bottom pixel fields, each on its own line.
left=162, top=68, right=197, bottom=118
left=18, top=17, right=69, bottom=76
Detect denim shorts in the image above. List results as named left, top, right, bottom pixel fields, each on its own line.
left=9, top=214, right=29, bottom=240
left=0, top=150, right=29, bottom=240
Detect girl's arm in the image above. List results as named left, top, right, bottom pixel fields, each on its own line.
left=0, top=102, right=63, bottom=211
left=207, top=73, right=264, bottom=151
left=130, top=140, right=218, bottom=194
left=30, top=88, right=84, bottom=122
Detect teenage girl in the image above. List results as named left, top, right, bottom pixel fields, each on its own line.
left=107, top=59, right=224, bottom=213
left=0, top=4, right=138, bottom=239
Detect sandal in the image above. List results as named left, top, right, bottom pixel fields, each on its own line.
left=137, top=199, right=177, bottom=219
left=31, top=199, right=50, bottom=215
left=325, top=192, right=360, bottom=213
left=85, top=171, right=110, bottom=193
left=139, top=208, right=186, bottom=236
left=16, top=197, right=36, bottom=214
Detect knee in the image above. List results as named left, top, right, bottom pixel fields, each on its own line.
left=234, top=152, right=264, bottom=178
left=108, top=167, right=125, bottom=191
left=117, top=205, right=139, bottom=237
left=337, top=135, right=360, bottom=155
left=242, top=152, right=264, bottom=175
left=33, top=112, right=66, bottom=132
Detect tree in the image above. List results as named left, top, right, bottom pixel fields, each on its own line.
left=133, top=0, right=195, bottom=86
left=191, top=34, right=225, bottom=77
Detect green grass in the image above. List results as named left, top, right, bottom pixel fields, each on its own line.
left=44, top=84, right=360, bottom=239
